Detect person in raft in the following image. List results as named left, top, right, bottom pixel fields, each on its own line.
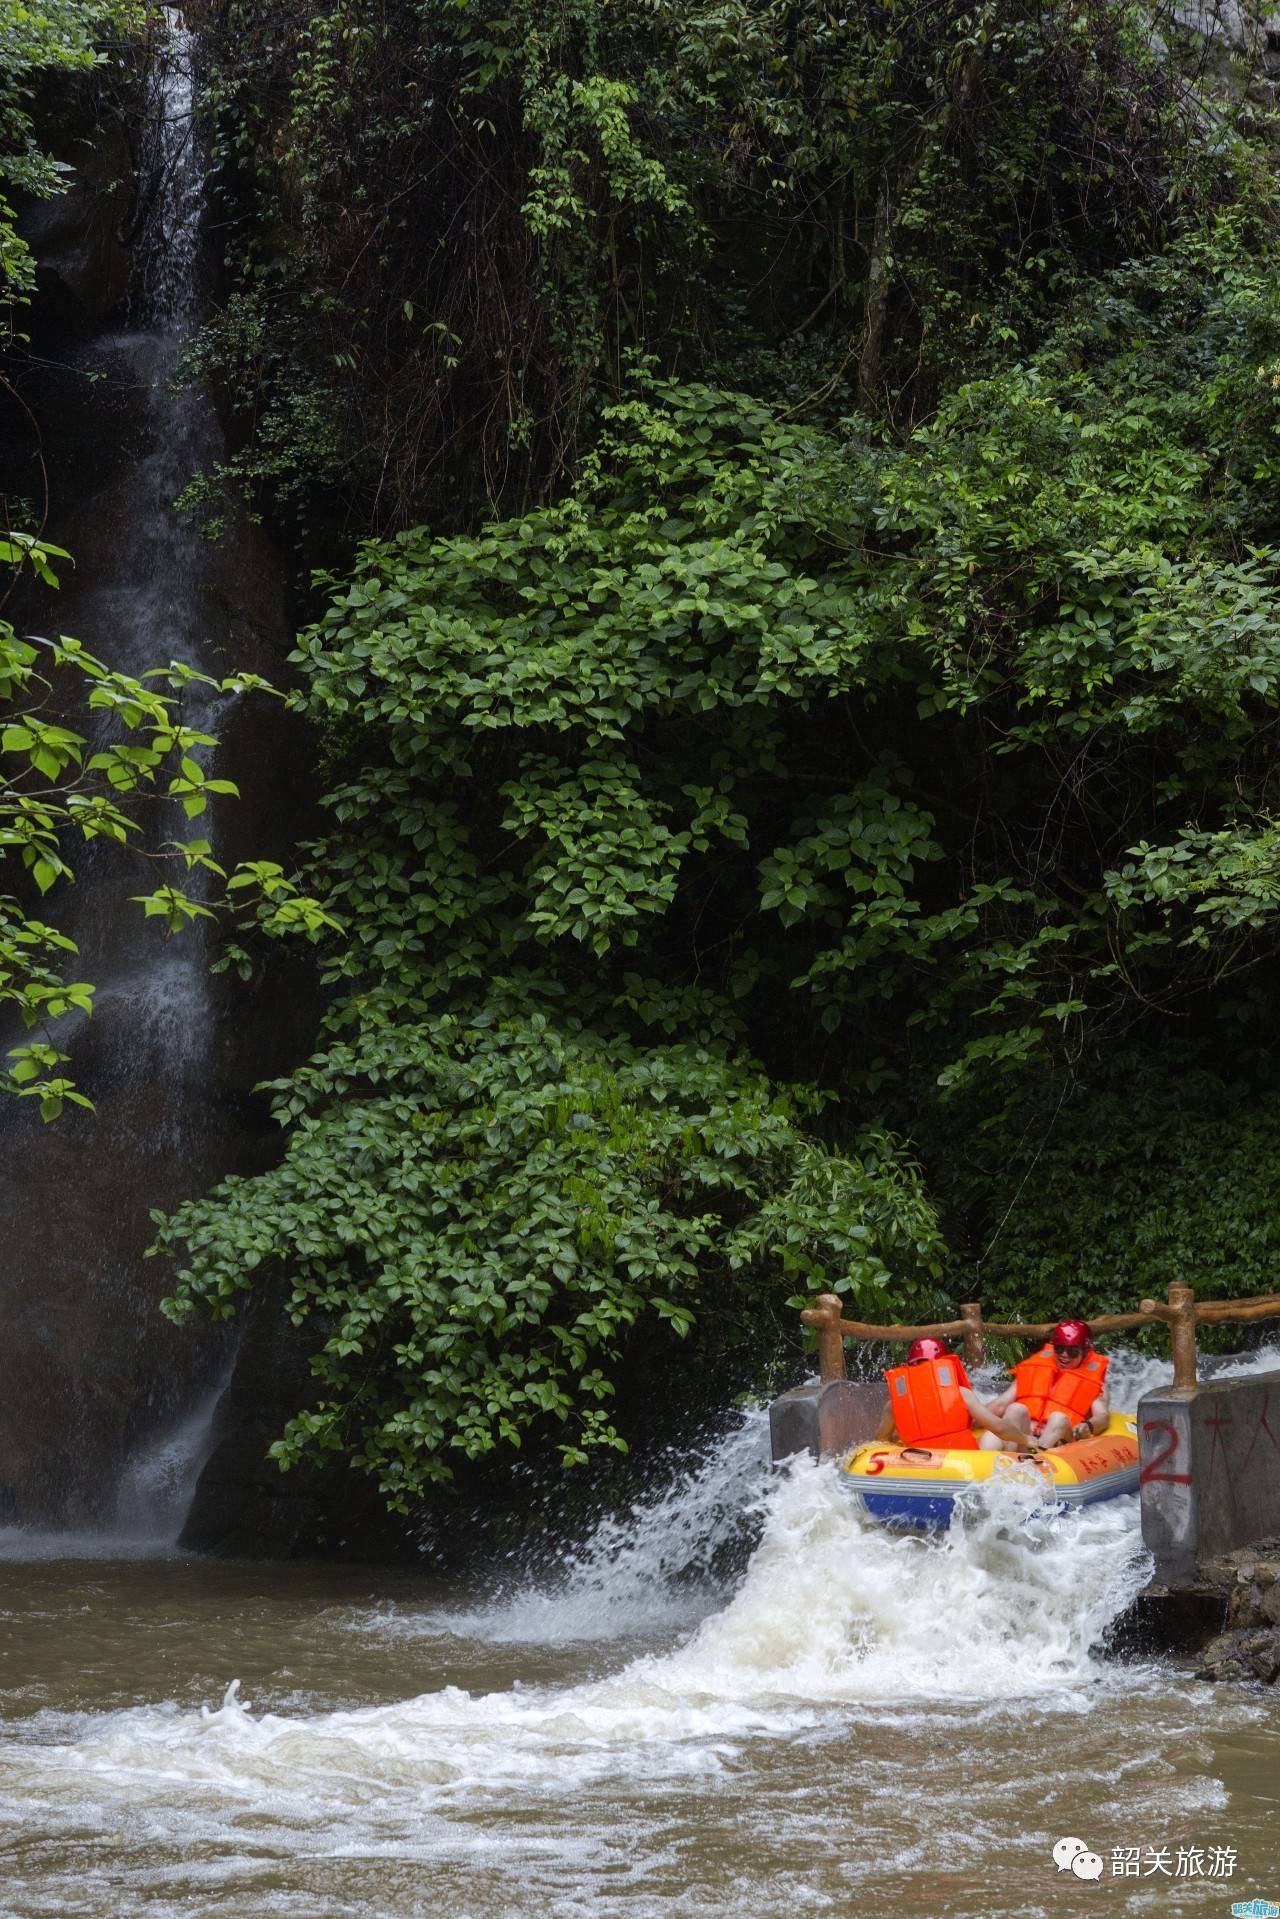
left=984, top=1318, right=1110, bottom=1450
left=875, top=1336, right=1043, bottom=1454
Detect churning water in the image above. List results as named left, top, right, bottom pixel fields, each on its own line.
left=1, top=1363, right=1278, bottom=1918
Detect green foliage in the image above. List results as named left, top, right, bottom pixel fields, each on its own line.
left=110, top=0, right=1280, bottom=1506
left=932, top=1054, right=1280, bottom=1328
left=157, top=982, right=943, bottom=1504
left=184, top=0, right=1225, bottom=540
left=162, top=225, right=1280, bottom=1493
left=0, top=535, right=334, bottom=1112
left=287, top=239, right=1280, bottom=1067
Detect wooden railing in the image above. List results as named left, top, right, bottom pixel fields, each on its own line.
left=800, top=1281, right=1280, bottom=1391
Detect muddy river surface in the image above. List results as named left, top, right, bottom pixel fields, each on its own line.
left=1, top=1398, right=1277, bottom=1919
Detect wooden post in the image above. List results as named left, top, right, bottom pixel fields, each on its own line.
left=812, top=1292, right=847, bottom=1384
left=959, top=1302, right=985, bottom=1369
left=1168, top=1281, right=1198, bottom=1391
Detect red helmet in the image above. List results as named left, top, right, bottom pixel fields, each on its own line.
left=907, top=1336, right=950, bottom=1364
left=1052, top=1319, right=1093, bottom=1351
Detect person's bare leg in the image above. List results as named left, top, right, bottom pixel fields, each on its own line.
left=1039, top=1411, right=1072, bottom=1448
left=978, top=1403, right=1032, bottom=1452
left=1004, top=1403, right=1032, bottom=1442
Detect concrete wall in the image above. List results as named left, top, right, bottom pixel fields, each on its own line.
left=1139, top=1373, right=1280, bottom=1585
left=769, top=1380, right=887, bottom=1462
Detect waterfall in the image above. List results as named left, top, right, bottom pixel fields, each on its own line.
left=136, top=10, right=204, bottom=334
left=0, top=7, right=273, bottom=1537
left=111, top=1366, right=235, bottom=1543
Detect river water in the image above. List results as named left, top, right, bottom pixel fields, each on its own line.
left=1, top=1364, right=1278, bottom=1919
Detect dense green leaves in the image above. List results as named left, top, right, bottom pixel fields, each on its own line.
left=934, top=1055, right=1280, bottom=1331
left=157, top=983, right=943, bottom=1504
left=102, top=0, right=1280, bottom=1507
left=184, top=0, right=1218, bottom=539
left=162, top=227, right=1280, bottom=1494
left=288, top=247, right=1280, bottom=1051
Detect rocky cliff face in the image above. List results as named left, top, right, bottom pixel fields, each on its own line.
left=18, top=106, right=135, bottom=324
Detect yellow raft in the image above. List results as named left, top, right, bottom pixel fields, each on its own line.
left=842, top=1412, right=1139, bottom=1527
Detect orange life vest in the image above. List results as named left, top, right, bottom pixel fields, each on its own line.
left=1012, top=1345, right=1109, bottom=1426
left=884, top=1354, right=977, bottom=1451
left=1047, top=1349, right=1109, bottom=1424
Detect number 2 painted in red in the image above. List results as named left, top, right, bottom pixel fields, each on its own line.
left=1140, top=1419, right=1192, bottom=1486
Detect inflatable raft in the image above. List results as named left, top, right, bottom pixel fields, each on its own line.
left=842, top=1412, right=1139, bottom=1528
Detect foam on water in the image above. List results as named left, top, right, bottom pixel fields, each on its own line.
left=351, top=1334, right=1279, bottom=1656
left=0, top=1530, right=185, bottom=1563
left=1111, top=1333, right=1280, bottom=1404
left=0, top=1444, right=1157, bottom=1814
left=5, top=1357, right=1276, bottom=1918
left=14, top=1338, right=1263, bottom=1801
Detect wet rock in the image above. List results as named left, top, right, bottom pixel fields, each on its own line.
left=1215, top=1547, right=1280, bottom=1652
left=1197, top=1631, right=1251, bottom=1681
left=1197, top=1627, right=1280, bottom=1684
left=1229, top=1581, right=1268, bottom=1629
left=1102, top=1585, right=1226, bottom=1658
left=1172, top=0, right=1255, bottom=48
left=179, top=1300, right=411, bottom=1560
left=19, top=92, right=136, bottom=322
left=1132, top=1538, right=1280, bottom=1682
left=0, top=50, right=312, bottom=1524
left=1164, top=0, right=1280, bottom=121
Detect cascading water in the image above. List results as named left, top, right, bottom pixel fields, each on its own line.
left=136, top=9, right=204, bottom=331
left=111, top=1366, right=235, bottom=1543
left=0, top=9, right=271, bottom=1535
left=337, top=1396, right=1158, bottom=1679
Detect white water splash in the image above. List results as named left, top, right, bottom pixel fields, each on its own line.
left=0, top=1378, right=227, bottom=1562
left=1109, top=1334, right=1280, bottom=1406
left=664, top=1458, right=1150, bottom=1704
left=3, top=1371, right=1268, bottom=1919
left=370, top=1409, right=773, bottom=1646
left=0, top=1444, right=1159, bottom=1812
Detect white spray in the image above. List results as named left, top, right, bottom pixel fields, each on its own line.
left=0, top=1447, right=1159, bottom=1803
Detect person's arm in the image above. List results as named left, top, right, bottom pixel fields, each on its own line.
left=876, top=1401, right=897, bottom=1442
left=985, top=1385, right=1016, bottom=1416
left=1070, top=1393, right=1109, bottom=1442
left=963, top=1388, right=1041, bottom=1451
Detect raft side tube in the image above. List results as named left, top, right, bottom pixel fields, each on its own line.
left=841, top=1413, right=1139, bottom=1527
